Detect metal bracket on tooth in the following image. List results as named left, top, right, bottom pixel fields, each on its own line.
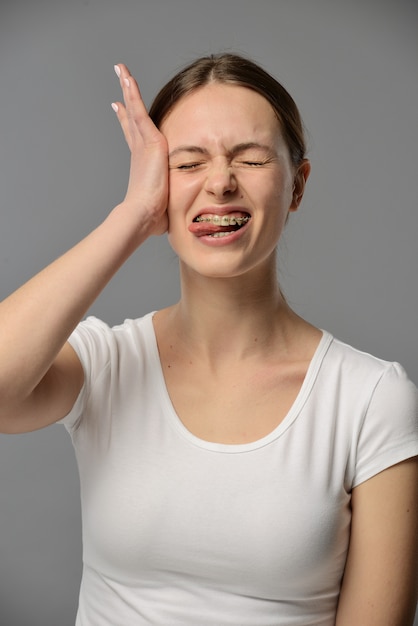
left=195, top=216, right=250, bottom=226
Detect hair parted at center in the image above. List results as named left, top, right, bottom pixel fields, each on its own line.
left=149, top=52, right=307, bottom=167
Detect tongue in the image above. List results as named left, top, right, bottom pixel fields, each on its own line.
left=188, top=222, right=240, bottom=236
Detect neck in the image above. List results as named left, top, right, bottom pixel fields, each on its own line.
left=167, top=260, right=299, bottom=361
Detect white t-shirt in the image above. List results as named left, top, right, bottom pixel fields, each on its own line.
left=61, top=313, right=418, bottom=625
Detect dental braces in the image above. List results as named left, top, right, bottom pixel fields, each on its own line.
left=195, top=215, right=250, bottom=226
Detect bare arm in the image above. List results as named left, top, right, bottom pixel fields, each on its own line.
left=0, top=64, right=168, bottom=433
left=336, top=457, right=418, bottom=625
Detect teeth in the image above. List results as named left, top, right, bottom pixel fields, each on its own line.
left=195, top=215, right=250, bottom=226
left=208, top=231, right=234, bottom=238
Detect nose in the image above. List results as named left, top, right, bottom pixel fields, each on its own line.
left=204, top=160, right=237, bottom=199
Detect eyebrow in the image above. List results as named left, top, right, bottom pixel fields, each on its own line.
left=168, top=146, right=209, bottom=159
left=168, top=142, right=276, bottom=159
left=231, top=142, right=276, bottom=157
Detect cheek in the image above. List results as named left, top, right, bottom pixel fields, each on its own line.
left=167, top=174, right=202, bottom=214
left=259, top=182, right=288, bottom=212
left=258, top=184, right=294, bottom=234
left=270, top=175, right=294, bottom=209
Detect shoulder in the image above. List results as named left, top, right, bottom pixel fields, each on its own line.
left=70, top=311, right=156, bottom=349
left=60, top=312, right=158, bottom=431
left=326, top=334, right=418, bottom=429
left=327, top=333, right=395, bottom=372
left=323, top=333, right=416, bottom=399
left=320, top=334, right=418, bottom=487
left=67, top=312, right=158, bottom=380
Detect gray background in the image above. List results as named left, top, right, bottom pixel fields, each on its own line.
left=0, top=0, right=417, bottom=624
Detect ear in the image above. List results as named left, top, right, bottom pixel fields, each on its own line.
left=289, top=159, right=311, bottom=212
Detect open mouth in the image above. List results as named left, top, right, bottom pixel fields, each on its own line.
left=193, top=215, right=250, bottom=226
left=191, top=213, right=251, bottom=238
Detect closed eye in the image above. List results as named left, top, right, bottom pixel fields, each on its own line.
left=235, top=161, right=267, bottom=167
left=175, top=162, right=203, bottom=170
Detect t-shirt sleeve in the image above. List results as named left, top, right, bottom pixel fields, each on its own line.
left=57, top=316, right=114, bottom=432
left=352, top=362, right=418, bottom=488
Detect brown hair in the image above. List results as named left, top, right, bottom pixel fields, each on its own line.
left=149, top=53, right=307, bottom=167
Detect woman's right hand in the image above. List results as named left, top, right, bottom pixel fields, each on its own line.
left=112, top=64, right=169, bottom=238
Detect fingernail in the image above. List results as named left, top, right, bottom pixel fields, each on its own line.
left=124, top=77, right=130, bottom=87
left=114, top=65, right=121, bottom=78
left=111, top=102, right=119, bottom=113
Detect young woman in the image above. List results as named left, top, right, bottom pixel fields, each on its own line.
left=0, top=54, right=417, bottom=625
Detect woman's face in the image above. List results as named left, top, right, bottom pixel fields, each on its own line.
left=160, top=82, right=309, bottom=280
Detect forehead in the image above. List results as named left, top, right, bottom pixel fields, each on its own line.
left=160, top=83, right=282, bottom=144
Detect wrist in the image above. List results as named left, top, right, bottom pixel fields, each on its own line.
left=107, top=201, right=165, bottom=248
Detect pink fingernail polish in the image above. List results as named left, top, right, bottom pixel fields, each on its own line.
left=124, top=78, right=130, bottom=87
left=114, top=65, right=121, bottom=78
left=111, top=102, right=118, bottom=113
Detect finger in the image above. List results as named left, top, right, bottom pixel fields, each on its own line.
left=113, top=63, right=143, bottom=150
left=114, top=64, right=146, bottom=118
left=114, top=64, right=161, bottom=146
left=114, top=62, right=131, bottom=82
left=111, top=101, right=135, bottom=152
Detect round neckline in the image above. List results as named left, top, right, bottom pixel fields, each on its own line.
left=145, top=312, right=333, bottom=454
